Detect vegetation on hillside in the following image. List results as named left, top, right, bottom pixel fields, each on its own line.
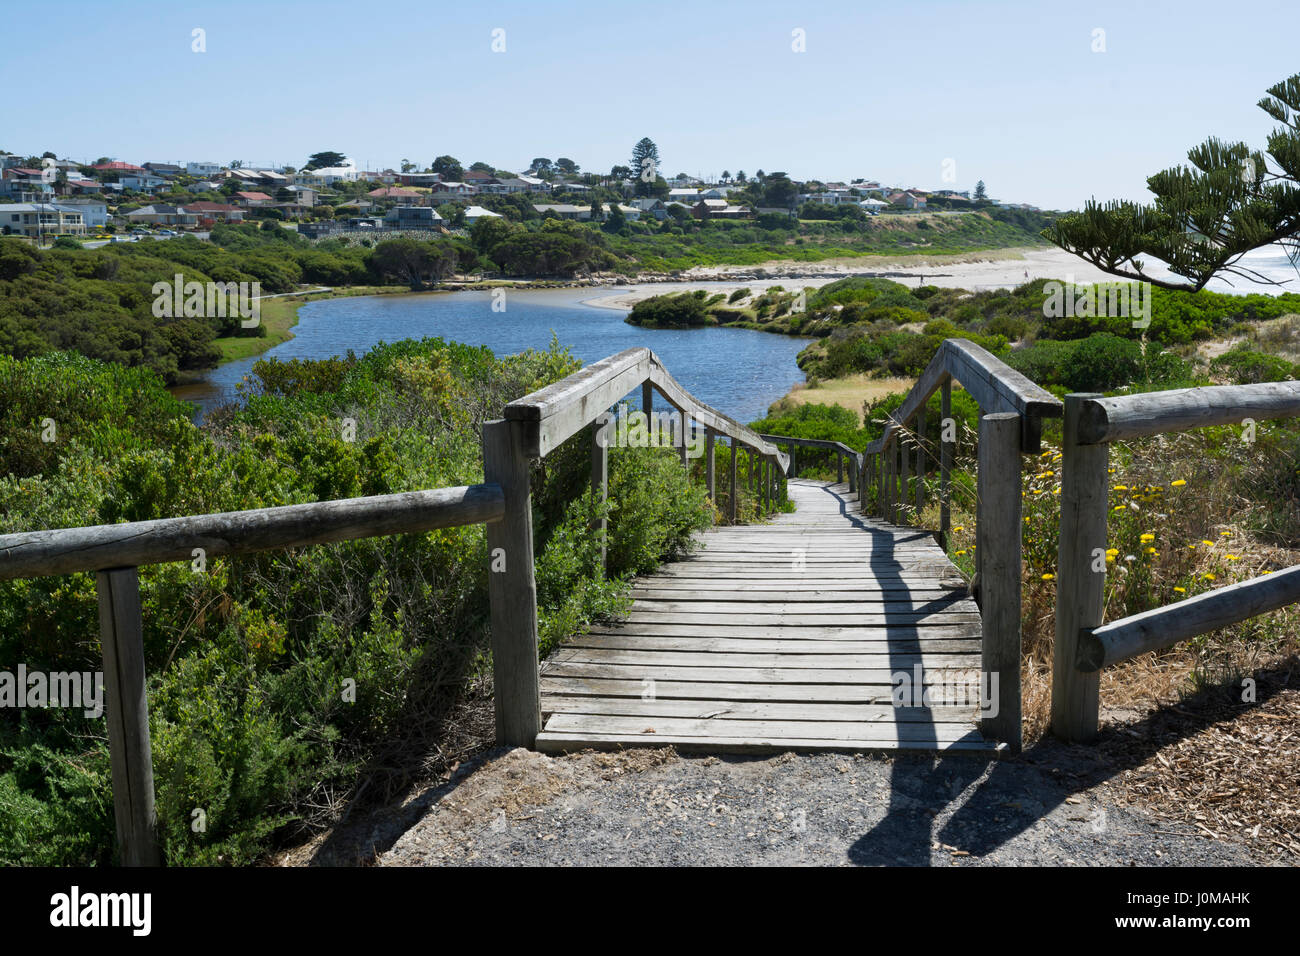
left=0, top=339, right=716, bottom=865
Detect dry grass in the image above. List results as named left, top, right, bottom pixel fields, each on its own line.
left=772, top=374, right=916, bottom=424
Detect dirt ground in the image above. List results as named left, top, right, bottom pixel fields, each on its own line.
left=275, top=668, right=1296, bottom=868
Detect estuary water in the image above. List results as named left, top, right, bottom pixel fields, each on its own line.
left=172, top=285, right=812, bottom=426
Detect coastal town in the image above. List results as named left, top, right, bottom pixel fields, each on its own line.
left=0, top=149, right=1041, bottom=243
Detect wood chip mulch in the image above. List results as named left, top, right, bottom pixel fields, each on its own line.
left=1099, top=664, right=1299, bottom=859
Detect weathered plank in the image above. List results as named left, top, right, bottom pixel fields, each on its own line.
left=1077, top=381, right=1300, bottom=445
left=1079, top=564, right=1300, bottom=670
left=0, top=485, right=505, bottom=580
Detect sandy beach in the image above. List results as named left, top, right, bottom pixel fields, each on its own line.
left=579, top=246, right=1123, bottom=311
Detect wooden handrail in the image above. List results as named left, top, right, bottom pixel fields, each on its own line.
left=1076, top=565, right=1300, bottom=671
left=865, top=338, right=1061, bottom=456
left=1074, top=381, right=1300, bottom=445
left=503, top=346, right=790, bottom=470
left=1054, top=382, right=1300, bottom=742
left=0, top=485, right=504, bottom=579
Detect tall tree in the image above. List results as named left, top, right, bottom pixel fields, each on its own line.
left=469, top=161, right=494, bottom=172
left=721, top=170, right=731, bottom=183
left=1046, top=72, right=1300, bottom=292
left=530, top=158, right=554, bottom=176
left=973, top=180, right=987, bottom=201
left=304, top=151, right=347, bottom=171
left=630, top=138, right=661, bottom=196
left=431, top=155, right=464, bottom=180
left=556, top=158, right=579, bottom=175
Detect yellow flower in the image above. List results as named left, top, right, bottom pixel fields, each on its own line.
left=1146, top=547, right=1158, bottom=555
left=1106, top=548, right=1119, bottom=556
left=1201, top=540, right=1214, bottom=547
left=1113, top=485, right=1128, bottom=491
left=1113, top=505, right=1125, bottom=512
left=1171, top=479, right=1186, bottom=487
left=1139, top=533, right=1155, bottom=544
left=1220, top=531, right=1232, bottom=537
left=1226, top=554, right=1239, bottom=561
left=1173, top=586, right=1186, bottom=593
left=954, top=526, right=964, bottom=532
left=1203, top=573, right=1216, bottom=581
left=1041, top=573, right=1055, bottom=581
left=955, top=550, right=967, bottom=556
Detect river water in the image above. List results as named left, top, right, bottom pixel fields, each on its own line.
left=171, top=285, right=813, bottom=426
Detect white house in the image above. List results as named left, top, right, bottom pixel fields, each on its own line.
left=186, top=161, right=221, bottom=177
left=121, top=174, right=166, bottom=192
left=859, top=197, right=890, bottom=214
left=0, top=203, right=86, bottom=237
left=463, top=205, right=502, bottom=226
left=55, top=199, right=109, bottom=228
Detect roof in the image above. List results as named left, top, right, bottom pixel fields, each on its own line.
left=464, top=205, right=502, bottom=218
left=233, top=191, right=272, bottom=201
left=368, top=186, right=421, bottom=198
left=93, top=162, right=145, bottom=172
left=186, top=201, right=239, bottom=212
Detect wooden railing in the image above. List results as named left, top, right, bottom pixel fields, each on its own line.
left=0, top=346, right=788, bottom=865
left=857, top=339, right=1063, bottom=751
left=492, top=347, right=790, bottom=744
left=1052, top=382, right=1300, bottom=742
left=758, top=434, right=863, bottom=493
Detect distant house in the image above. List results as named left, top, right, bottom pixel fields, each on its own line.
left=284, top=184, right=319, bottom=205
left=858, top=197, right=889, bottom=214
left=186, top=161, right=222, bottom=177
left=668, top=188, right=699, bottom=204
left=691, top=199, right=750, bottom=220
left=532, top=203, right=589, bottom=221
left=190, top=181, right=222, bottom=193
left=463, top=205, right=503, bottom=226
left=296, top=162, right=357, bottom=185
left=367, top=186, right=422, bottom=204
left=120, top=174, right=166, bottom=192
left=232, top=191, right=273, bottom=206
left=93, top=161, right=146, bottom=176
left=0, top=202, right=86, bottom=237
left=888, top=191, right=926, bottom=210
left=144, top=162, right=183, bottom=177
left=383, top=205, right=445, bottom=230
left=185, top=200, right=245, bottom=224
left=515, top=174, right=552, bottom=192
left=54, top=198, right=109, bottom=228
left=483, top=177, right=531, bottom=194
left=60, top=178, right=103, bottom=195
left=396, top=172, right=443, bottom=187
left=463, top=170, right=499, bottom=186
left=428, top=182, right=477, bottom=202
left=125, top=204, right=198, bottom=227
left=299, top=220, right=342, bottom=239
left=632, top=198, right=669, bottom=220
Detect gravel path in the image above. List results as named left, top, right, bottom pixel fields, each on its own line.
left=378, top=742, right=1264, bottom=867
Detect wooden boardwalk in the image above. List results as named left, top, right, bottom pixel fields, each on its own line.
left=536, top=479, right=1003, bottom=755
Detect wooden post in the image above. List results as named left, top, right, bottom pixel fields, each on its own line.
left=900, top=436, right=911, bottom=524
left=705, top=428, right=716, bottom=501
left=728, top=438, right=738, bottom=523
left=97, top=566, right=161, bottom=867
left=940, top=380, right=952, bottom=549
left=482, top=418, right=541, bottom=748
left=915, top=409, right=925, bottom=518
left=837, top=453, right=844, bottom=485
left=748, top=450, right=756, bottom=493
left=591, top=415, right=608, bottom=573
left=977, top=413, right=1022, bottom=752
left=882, top=447, right=892, bottom=522
left=679, top=414, right=689, bottom=470
left=848, top=453, right=856, bottom=494
left=762, top=457, right=770, bottom=513
left=1052, top=394, right=1108, bottom=743
left=642, top=381, right=654, bottom=445
left=788, top=442, right=796, bottom=479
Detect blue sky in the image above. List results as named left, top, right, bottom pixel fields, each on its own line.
left=4, top=0, right=1297, bottom=210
